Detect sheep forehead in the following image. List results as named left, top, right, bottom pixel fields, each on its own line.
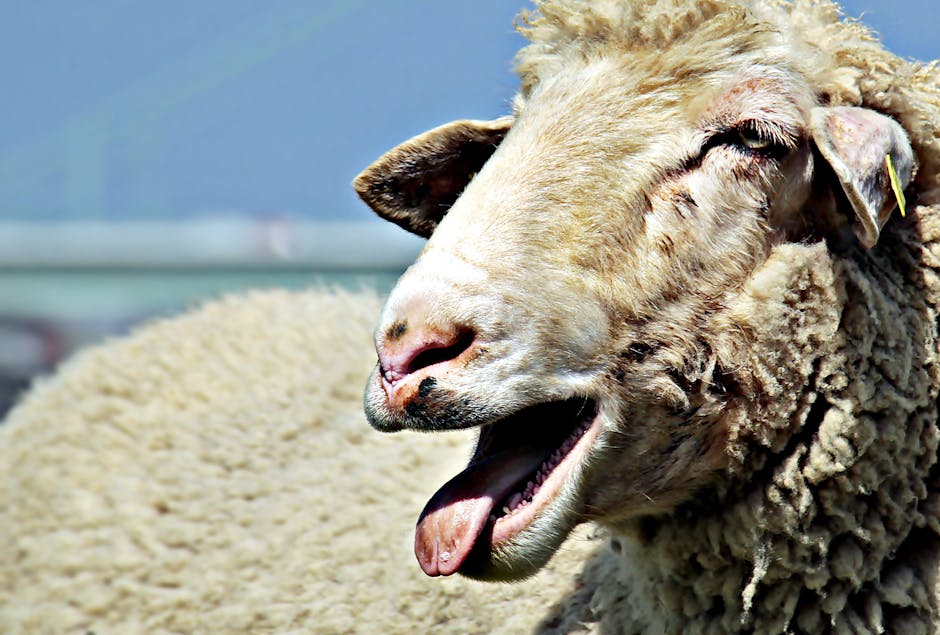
left=513, top=58, right=694, bottom=171
left=510, top=6, right=817, bottom=160
left=487, top=61, right=811, bottom=223
left=440, top=61, right=693, bottom=268
left=698, top=70, right=812, bottom=132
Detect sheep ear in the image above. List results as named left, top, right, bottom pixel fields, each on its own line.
left=809, top=106, right=914, bottom=248
left=353, top=117, right=513, bottom=237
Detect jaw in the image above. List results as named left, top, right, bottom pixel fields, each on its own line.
left=413, top=398, right=606, bottom=581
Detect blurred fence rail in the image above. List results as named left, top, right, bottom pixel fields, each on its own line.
left=0, top=220, right=421, bottom=416
left=0, top=220, right=424, bottom=269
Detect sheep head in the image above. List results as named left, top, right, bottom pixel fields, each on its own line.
left=355, top=2, right=914, bottom=581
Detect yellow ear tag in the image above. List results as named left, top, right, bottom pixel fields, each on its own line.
left=886, top=153, right=907, bottom=217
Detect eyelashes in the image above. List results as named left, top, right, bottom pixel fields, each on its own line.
left=735, top=125, right=775, bottom=151
left=699, top=120, right=799, bottom=160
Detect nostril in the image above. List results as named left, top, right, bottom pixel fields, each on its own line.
left=379, top=328, right=476, bottom=386
left=406, top=329, right=476, bottom=375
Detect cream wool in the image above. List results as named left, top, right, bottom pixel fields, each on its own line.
left=515, top=0, right=940, bottom=202
left=504, top=2, right=940, bottom=632
left=4, top=2, right=940, bottom=634
left=0, top=289, right=600, bottom=634
left=352, top=0, right=940, bottom=633
left=536, top=228, right=940, bottom=633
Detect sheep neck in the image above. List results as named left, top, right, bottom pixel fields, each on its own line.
left=561, top=211, right=940, bottom=634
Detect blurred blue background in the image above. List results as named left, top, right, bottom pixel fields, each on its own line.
left=0, top=0, right=522, bottom=223
left=0, top=0, right=935, bottom=413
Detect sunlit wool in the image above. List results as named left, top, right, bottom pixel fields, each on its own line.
left=3, top=1, right=940, bottom=633
left=355, top=0, right=940, bottom=632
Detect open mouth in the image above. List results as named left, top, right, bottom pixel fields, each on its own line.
left=414, top=397, right=600, bottom=577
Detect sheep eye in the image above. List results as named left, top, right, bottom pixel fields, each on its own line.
left=699, top=122, right=790, bottom=160
left=736, top=127, right=773, bottom=151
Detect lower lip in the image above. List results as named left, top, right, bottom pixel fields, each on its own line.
left=483, top=411, right=602, bottom=552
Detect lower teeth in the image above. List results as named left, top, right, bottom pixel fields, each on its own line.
left=492, top=404, right=595, bottom=523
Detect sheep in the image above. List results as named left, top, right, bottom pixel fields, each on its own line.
left=0, top=288, right=602, bottom=634
left=354, top=0, right=940, bottom=632
left=4, top=1, right=939, bottom=633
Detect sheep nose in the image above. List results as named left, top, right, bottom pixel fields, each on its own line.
left=376, top=322, right=476, bottom=406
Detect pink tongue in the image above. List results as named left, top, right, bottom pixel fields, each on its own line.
left=415, top=448, right=544, bottom=576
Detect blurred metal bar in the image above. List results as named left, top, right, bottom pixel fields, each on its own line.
left=0, top=220, right=425, bottom=270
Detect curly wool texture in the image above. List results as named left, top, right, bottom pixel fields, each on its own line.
left=516, top=0, right=940, bottom=203
left=509, top=2, right=940, bottom=632
left=4, top=2, right=940, bottom=634
left=528, top=217, right=940, bottom=634
left=544, top=223, right=940, bottom=634
left=0, top=289, right=602, bottom=634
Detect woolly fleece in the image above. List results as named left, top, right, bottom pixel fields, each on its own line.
left=4, top=1, right=940, bottom=633
left=0, top=289, right=600, bottom=634
left=506, top=0, right=940, bottom=632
